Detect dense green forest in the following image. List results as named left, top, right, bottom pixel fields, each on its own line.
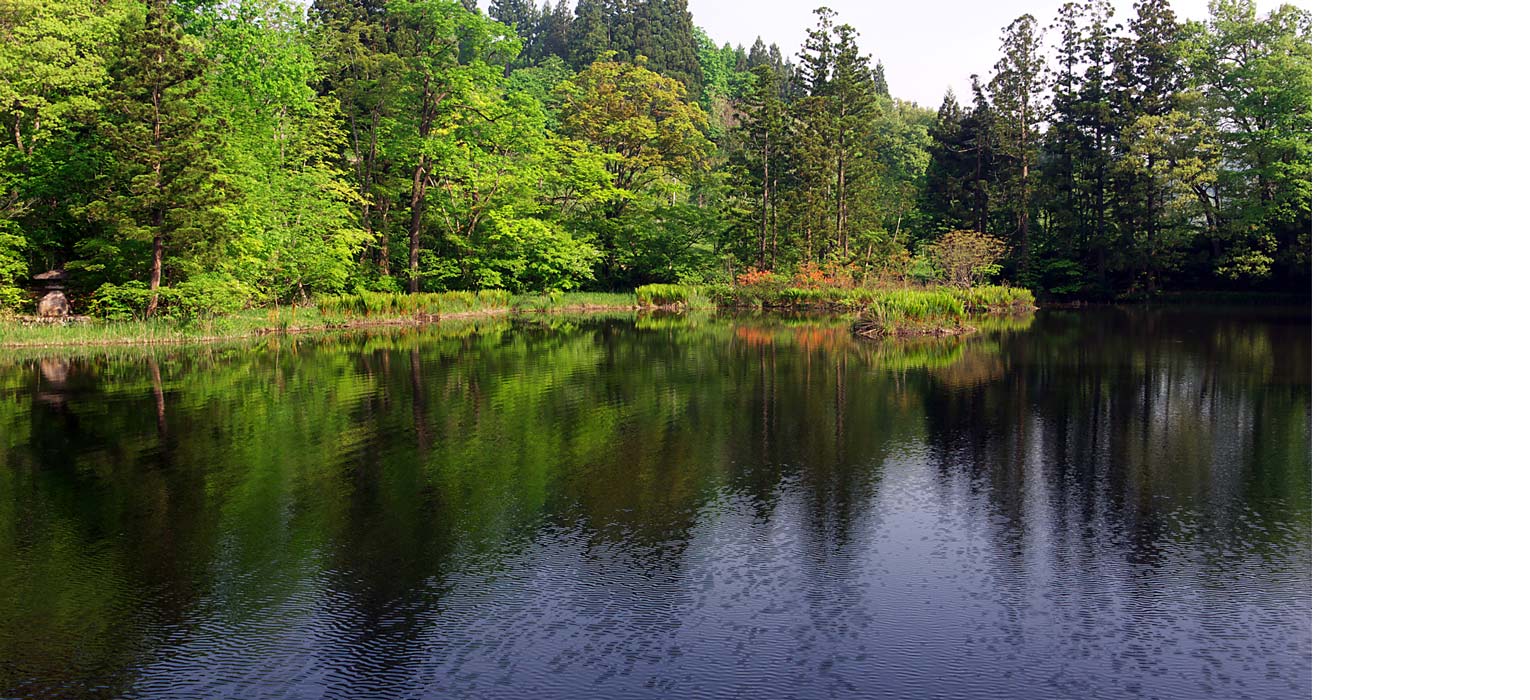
left=0, top=0, right=1310, bottom=316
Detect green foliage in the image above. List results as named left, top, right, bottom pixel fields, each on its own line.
left=87, top=274, right=252, bottom=321
left=1182, top=0, right=1312, bottom=285
left=163, top=273, right=254, bottom=320
left=0, top=0, right=1307, bottom=316
left=634, top=283, right=707, bottom=307
left=955, top=285, right=1036, bottom=311
left=205, top=0, right=368, bottom=303
left=854, top=289, right=968, bottom=336
left=0, top=224, right=25, bottom=314
left=87, top=281, right=152, bottom=321
left=0, top=288, right=24, bottom=315
left=477, top=215, right=601, bottom=292
left=556, top=59, right=710, bottom=195
left=313, top=288, right=635, bottom=319
left=928, top=230, right=1007, bottom=287
left=0, top=225, right=25, bottom=293
left=704, top=283, right=1032, bottom=327
left=80, top=0, right=229, bottom=313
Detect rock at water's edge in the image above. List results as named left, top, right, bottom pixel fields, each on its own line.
left=38, top=290, right=70, bottom=317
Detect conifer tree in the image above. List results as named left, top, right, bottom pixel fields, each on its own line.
left=989, top=14, right=1046, bottom=277
left=84, top=0, right=227, bottom=314
left=569, top=0, right=610, bottom=68
left=539, top=0, right=574, bottom=62
left=1126, top=0, right=1187, bottom=288
left=311, top=0, right=400, bottom=280
left=489, top=0, right=541, bottom=64
left=736, top=64, right=789, bottom=266
left=826, top=21, right=879, bottom=257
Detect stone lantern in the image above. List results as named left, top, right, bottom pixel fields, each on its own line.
left=32, top=269, right=70, bottom=318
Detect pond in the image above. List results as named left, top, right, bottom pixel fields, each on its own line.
left=0, top=306, right=1310, bottom=699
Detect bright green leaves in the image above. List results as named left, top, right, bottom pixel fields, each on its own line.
left=1182, top=0, right=1312, bottom=283
left=479, top=214, right=599, bottom=292
left=555, top=59, right=710, bottom=196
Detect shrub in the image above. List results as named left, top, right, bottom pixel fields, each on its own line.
left=792, top=261, right=856, bottom=289
left=88, top=281, right=153, bottom=321
left=735, top=267, right=786, bottom=288
left=163, top=274, right=252, bottom=320
left=0, top=286, right=24, bottom=316
left=929, top=230, right=1007, bottom=288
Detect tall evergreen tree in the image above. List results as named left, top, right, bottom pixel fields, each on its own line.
left=569, top=0, right=610, bottom=68
left=826, top=21, right=879, bottom=257
left=83, top=0, right=227, bottom=314
left=1040, top=0, right=1119, bottom=292
left=1111, top=0, right=1185, bottom=290
left=311, top=0, right=399, bottom=281
left=489, top=0, right=540, bottom=64
left=988, top=14, right=1046, bottom=278
left=539, top=0, right=574, bottom=61
left=735, top=63, right=789, bottom=266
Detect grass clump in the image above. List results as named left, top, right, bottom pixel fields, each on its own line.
left=705, top=281, right=1033, bottom=336
left=852, top=289, right=969, bottom=337
left=955, top=285, right=1037, bottom=311
left=635, top=284, right=710, bottom=308
left=314, top=289, right=637, bottom=320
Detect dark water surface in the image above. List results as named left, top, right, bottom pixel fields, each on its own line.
left=0, top=307, right=1310, bottom=699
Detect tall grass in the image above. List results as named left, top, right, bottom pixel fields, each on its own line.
left=956, top=286, right=1036, bottom=311
left=704, top=283, right=1034, bottom=336
left=853, top=289, right=969, bottom=337
left=313, top=290, right=637, bottom=320
left=0, top=308, right=323, bottom=347
left=3, top=283, right=1032, bottom=348
left=3, top=290, right=639, bottom=348
left=634, top=284, right=710, bottom=307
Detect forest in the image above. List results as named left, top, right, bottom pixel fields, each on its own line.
left=0, top=0, right=1311, bottom=317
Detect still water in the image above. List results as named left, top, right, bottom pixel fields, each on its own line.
left=0, top=307, right=1310, bottom=699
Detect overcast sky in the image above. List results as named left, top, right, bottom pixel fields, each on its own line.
left=687, top=0, right=1315, bottom=108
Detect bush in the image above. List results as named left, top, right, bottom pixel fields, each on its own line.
left=88, top=281, right=153, bottom=321
left=791, top=261, right=857, bottom=289
left=0, top=286, right=25, bottom=315
left=163, top=274, right=252, bottom=320
left=735, top=267, right=786, bottom=288
left=83, top=275, right=254, bottom=322
left=929, top=230, right=1007, bottom=287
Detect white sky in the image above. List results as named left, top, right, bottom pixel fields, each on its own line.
left=688, top=0, right=1316, bottom=108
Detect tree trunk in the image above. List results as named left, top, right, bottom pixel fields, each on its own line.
left=836, top=153, right=847, bottom=257
left=760, top=142, right=770, bottom=267
left=378, top=199, right=391, bottom=277
left=835, top=117, right=848, bottom=257
left=147, top=232, right=164, bottom=315
left=1019, top=150, right=1032, bottom=277
left=408, top=156, right=427, bottom=293
left=408, top=77, right=437, bottom=294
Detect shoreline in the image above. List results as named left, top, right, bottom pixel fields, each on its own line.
left=0, top=284, right=1038, bottom=349
left=0, top=303, right=648, bottom=349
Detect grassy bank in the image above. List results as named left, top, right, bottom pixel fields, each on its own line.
left=0, top=291, right=638, bottom=348
left=0, top=283, right=1034, bottom=348
left=633, top=283, right=1036, bottom=336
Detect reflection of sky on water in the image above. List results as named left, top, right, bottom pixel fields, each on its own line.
left=0, top=306, right=1310, bottom=699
